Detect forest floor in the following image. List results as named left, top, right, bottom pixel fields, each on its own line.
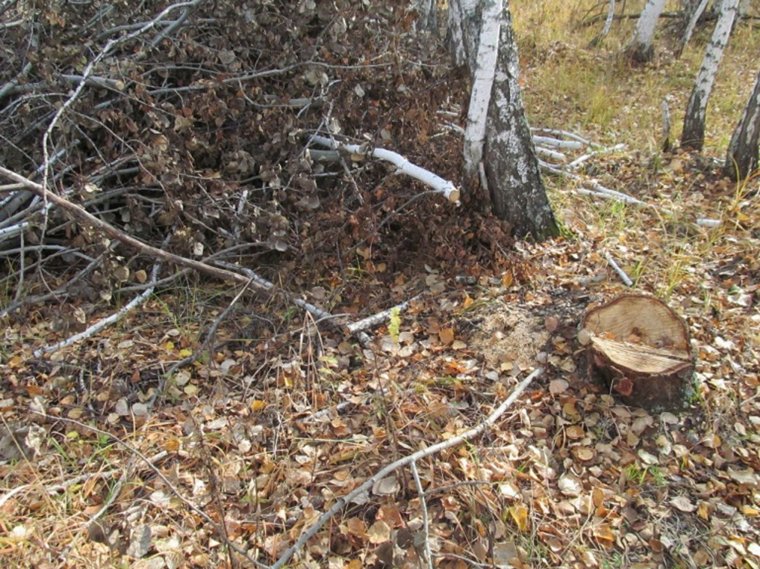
left=0, top=1, right=758, bottom=568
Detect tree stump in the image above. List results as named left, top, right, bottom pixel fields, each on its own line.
left=580, top=295, right=695, bottom=411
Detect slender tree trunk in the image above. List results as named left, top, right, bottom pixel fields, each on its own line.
left=451, top=0, right=558, bottom=240
left=590, top=0, right=616, bottom=47
left=416, top=0, right=437, bottom=31
left=676, top=0, right=709, bottom=57
left=626, top=0, right=667, bottom=63
left=681, top=0, right=738, bottom=151
left=724, top=69, right=760, bottom=180
left=483, top=3, right=557, bottom=239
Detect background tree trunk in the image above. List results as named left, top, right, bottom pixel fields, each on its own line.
left=626, top=0, right=667, bottom=63
left=676, top=0, right=710, bottom=57
left=681, top=0, right=738, bottom=150
left=724, top=69, right=760, bottom=180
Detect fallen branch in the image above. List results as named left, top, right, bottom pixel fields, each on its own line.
left=213, top=261, right=344, bottom=327
left=270, top=368, right=542, bottom=569
left=411, top=460, right=434, bottom=569
left=567, top=143, right=626, bottom=170
left=532, top=135, right=584, bottom=151
left=0, top=166, right=257, bottom=288
left=539, top=161, right=647, bottom=206
left=603, top=251, right=634, bottom=287
left=32, top=248, right=163, bottom=357
left=310, top=135, right=460, bottom=203
left=0, top=166, right=412, bottom=348
left=535, top=145, right=567, bottom=162
left=150, top=0, right=201, bottom=47
left=347, top=295, right=421, bottom=336
left=531, top=127, right=591, bottom=146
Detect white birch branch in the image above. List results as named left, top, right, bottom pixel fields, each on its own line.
left=539, top=161, right=647, bottom=206
left=535, top=146, right=567, bottom=162
left=310, top=135, right=460, bottom=202
left=531, top=128, right=591, bottom=146
left=531, top=135, right=585, bottom=151
left=567, top=143, right=626, bottom=170
left=346, top=295, right=421, bottom=335
left=604, top=251, right=634, bottom=286
left=270, top=368, right=542, bottom=569
left=33, top=256, right=162, bottom=357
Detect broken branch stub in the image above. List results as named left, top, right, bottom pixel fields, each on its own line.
left=580, top=294, right=695, bottom=411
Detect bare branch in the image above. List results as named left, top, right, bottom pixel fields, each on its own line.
left=0, top=166, right=257, bottom=288
left=310, top=135, right=461, bottom=202
left=604, top=251, right=634, bottom=287
left=33, top=253, right=162, bottom=357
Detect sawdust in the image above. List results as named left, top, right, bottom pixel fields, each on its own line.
left=467, top=300, right=550, bottom=374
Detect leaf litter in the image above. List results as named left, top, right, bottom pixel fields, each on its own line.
left=0, top=1, right=759, bottom=568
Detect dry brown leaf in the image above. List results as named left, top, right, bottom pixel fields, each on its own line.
left=439, top=327, right=455, bottom=345
left=367, top=520, right=391, bottom=544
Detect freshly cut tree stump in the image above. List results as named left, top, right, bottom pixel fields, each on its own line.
left=580, top=295, right=695, bottom=411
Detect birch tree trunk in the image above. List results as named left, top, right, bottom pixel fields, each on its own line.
left=676, top=0, right=709, bottom=57
left=450, top=0, right=558, bottom=240
left=724, top=69, right=760, bottom=180
left=626, top=0, right=667, bottom=63
left=590, top=0, right=616, bottom=47
left=483, top=4, right=557, bottom=239
left=681, top=0, right=739, bottom=151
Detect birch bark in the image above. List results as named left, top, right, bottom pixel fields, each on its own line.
left=724, top=69, right=760, bottom=180
left=626, top=0, right=667, bottom=63
left=450, top=0, right=557, bottom=239
left=676, top=0, right=709, bottom=57
left=681, top=0, right=739, bottom=150
left=482, top=3, right=557, bottom=239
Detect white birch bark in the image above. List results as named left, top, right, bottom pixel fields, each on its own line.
left=601, top=0, right=616, bottom=38
left=309, top=136, right=460, bottom=201
left=447, top=0, right=467, bottom=66
left=481, top=1, right=557, bottom=238
left=676, top=0, right=710, bottom=57
left=448, top=0, right=481, bottom=68
left=626, top=0, right=667, bottom=63
left=416, top=0, right=437, bottom=31
left=590, top=0, right=616, bottom=47
left=724, top=69, right=760, bottom=180
left=682, top=0, right=739, bottom=150
left=447, top=0, right=557, bottom=239
left=462, top=0, right=502, bottom=182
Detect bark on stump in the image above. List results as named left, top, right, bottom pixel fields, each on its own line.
left=581, top=295, right=695, bottom=411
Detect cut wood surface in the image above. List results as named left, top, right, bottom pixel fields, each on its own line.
left=582, top=294, right=695, bottom=411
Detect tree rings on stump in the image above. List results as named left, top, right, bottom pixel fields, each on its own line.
left=580, top=294, right=694, bottom=411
